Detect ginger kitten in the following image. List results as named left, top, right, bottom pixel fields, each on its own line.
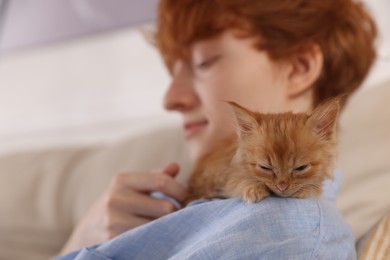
left=185, top=98, right=340, bottom=205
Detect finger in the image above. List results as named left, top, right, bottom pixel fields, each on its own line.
left=161, top=162, right=180, bottom=177
left=147, top=172, right=188, bottom=202
left=108, top=190, right=176, bottom=218
left=151, top=162, right=180, bottom=177
left=115, top=172, right=188, bottom=202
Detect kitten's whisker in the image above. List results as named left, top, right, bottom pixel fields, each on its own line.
left=303, top=183, right=321, bottom=189
left=235, top=178, right=265, bottom=190
left=250, top=176, right=265, bottom=182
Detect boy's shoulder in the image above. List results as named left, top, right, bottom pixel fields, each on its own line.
left=59, top=197, right=356, bottom=259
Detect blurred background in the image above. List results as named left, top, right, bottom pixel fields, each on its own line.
left=0, top=0, right=389, bottom=154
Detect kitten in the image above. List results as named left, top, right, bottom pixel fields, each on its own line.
left=184, top=98, right=340, bottom=205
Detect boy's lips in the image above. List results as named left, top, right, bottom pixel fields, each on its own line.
left=183, top=120, right=208, bottom=139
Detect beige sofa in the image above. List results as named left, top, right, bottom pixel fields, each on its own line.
left=0, top=80, right=389, bottom=260
left=337, top=79, right=390, bottom=258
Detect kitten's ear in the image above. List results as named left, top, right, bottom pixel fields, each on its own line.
left=227, top=101, right=258, bottom=138
left=307, top=98, right=340, bottom=140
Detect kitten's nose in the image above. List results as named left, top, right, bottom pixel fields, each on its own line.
left=276, top=183, right=289, bottom=192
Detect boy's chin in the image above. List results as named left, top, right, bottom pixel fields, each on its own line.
left=188, top=143, right=206, bottom=163
left=188, top=137, right=213, bottom=162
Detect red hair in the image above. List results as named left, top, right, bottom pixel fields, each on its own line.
left=155, top=0, right=377, bottom=108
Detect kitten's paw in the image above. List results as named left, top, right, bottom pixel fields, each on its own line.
left=242, top=186, right=269, bottom=203
left=293, top=187, right=321, bottom=199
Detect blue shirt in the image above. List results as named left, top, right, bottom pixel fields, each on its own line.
left=59, top=171, right=356, bottom=259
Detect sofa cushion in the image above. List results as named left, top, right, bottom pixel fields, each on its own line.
left=356, top=211, right=390, bottom=259
left=0, top=125, right=191, bottom=260
left=338, top=79, right=390, bottom=240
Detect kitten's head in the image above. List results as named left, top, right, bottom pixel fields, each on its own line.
left=228, top=98, right=340, bottom=198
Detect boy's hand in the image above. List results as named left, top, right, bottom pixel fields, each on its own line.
left=60, top=163, right=187, bottom=255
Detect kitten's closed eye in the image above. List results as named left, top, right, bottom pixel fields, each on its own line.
left=293, top=165, right=310, bottom=172
left=258, top=164, right=273, bottom=172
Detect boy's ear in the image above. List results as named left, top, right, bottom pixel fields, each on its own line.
left=285, top=43, right=324, bottom=97
left=227, top=101, right=258, bottom=138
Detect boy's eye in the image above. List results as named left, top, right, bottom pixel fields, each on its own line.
left=194, top=55, right=221, bottom=70
left=294, top=165, right=309, bottom=172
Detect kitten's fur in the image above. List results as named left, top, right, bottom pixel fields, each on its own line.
left=185, top=98, right=340, bottom=205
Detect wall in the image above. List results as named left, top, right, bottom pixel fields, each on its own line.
left=0, top=27, right=179, bottom=153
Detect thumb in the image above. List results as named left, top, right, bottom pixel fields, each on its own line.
left=160, top=162, right=180, bottom=177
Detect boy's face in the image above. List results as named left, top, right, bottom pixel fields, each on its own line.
left=164, top=30, right=312, bottom=162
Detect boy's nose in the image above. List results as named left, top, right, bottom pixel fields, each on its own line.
left=163, top=62, right=199, bottom=112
